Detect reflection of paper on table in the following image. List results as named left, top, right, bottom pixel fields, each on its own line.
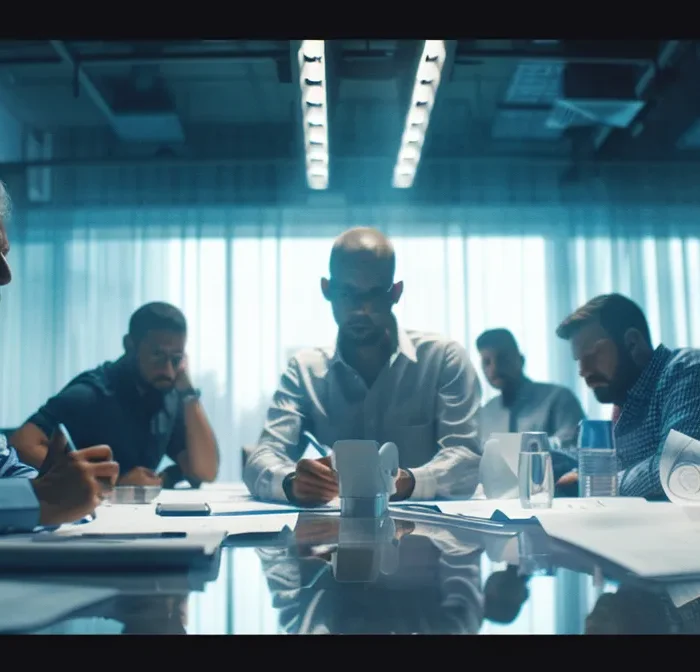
left=666, top=580, right=700, bottom=608
left=483, top=534, right=520, bottom=564
left=0, top=580, right=118, bottom=633
left=660, top=430, right=700, bottom=505
left=536, top=503, right=700, bottom=579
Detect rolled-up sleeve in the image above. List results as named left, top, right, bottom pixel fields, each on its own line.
left=27, top=383, right=99, bottom=446
left=409, top=342, right=482, bottom=500
left=0, top=438, right=40, bottom=534
left=243, top=358, right=309, bottom=502
left=0, top=435, right=38, bottom=479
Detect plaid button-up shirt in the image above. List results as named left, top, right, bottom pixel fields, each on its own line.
left=615, top=345, right=700, bottom=499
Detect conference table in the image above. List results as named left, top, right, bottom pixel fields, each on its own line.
left=3, top=493, right=699, bottom=635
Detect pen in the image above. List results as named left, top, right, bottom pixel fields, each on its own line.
left=57, top=423, right=78, bottom=453
left=303, top=431, right=330, bottom=458
left=58, top=423, right=111, bottom=519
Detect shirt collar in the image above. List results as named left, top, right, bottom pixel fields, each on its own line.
left=330, top=323, right=417, bottom=369
left=500, top=376, right=533, bottom=408
left=626, top=344, right=673, bottom=401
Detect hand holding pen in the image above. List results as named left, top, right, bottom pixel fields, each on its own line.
left=31, top=423, right=119, bottom=527
left=286, top=432, right=337, bottom=505
left=302, top=431, right=332, bottom=459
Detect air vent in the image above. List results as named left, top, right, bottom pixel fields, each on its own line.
left=548, top=63, right=646, bottom=129
left=546, top=102, right=593, bottom=129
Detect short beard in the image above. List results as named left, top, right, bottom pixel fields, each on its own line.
left=130, top=358, right=168, bottom=397
left=343, top=328, right=383, bottom=348
left=593, top=349, right=640, bottom=406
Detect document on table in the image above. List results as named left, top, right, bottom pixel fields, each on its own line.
left=0, top=580, right=118, bottom=633
left=207, top=498, right=340, bottom=515
left=55, top=504, right=301, bottom=539
left=400, top=496, right=651, bottom=523
left=157, top=484, right=252, bottom=504
left=660, top=429, right=700, bottom=505
left=536, top=505, right=700, bottom=579
left=156, top=487, right=340, bottom=515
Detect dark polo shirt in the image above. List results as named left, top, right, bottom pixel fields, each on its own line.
left=27, top=356, right=186, bottom=474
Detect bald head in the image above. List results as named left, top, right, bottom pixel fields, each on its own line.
left=329, top=227, right=395, bottom=284
left=323, top=227, right=402, bottom=346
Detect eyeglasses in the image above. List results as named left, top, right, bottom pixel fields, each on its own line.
left=327, top=280, right=394, bottom=305
left=148, top=352, right=184, bottom=369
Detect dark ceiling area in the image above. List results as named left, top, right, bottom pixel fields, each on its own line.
left=0, top=39, right=697, bottom=192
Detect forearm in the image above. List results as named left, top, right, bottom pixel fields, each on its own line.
left=410, top=446, right=481, bottom=500
left=11, top=437, right=48, bottom=470
left=618, top=454, right=665, bottom=499
left=243, top=443, right=298, bottom=502
left=182, top=401, right=219, bottom=482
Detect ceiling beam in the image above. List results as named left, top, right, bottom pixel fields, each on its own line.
left=48, top=40, right=116, bottom=126
left=455, top=45, right=655, bottom=67
left=0, top=48, right=294, bottom=68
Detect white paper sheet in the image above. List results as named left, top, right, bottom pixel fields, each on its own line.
left=406, top=496, right=650, bottom=522
left=155, top=486, right=339, bottom=514
left=660, top=429, right=700, bottom=504
left=0, top=580, right=118, bottom=633
left=536, top=503, right=700, bottom=578
left=207, top=498, right=339, bottom=515
left=55, top=505, right=301, bottom=539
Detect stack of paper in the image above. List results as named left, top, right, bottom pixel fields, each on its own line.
left=400, top=496, right=651, bottom=523
left=535, top=505, right=700, bottom=579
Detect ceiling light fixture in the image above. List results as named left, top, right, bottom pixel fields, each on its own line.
left=392, top=40, right=447, bottom=189
left=298, top=40, right=329, bottom=190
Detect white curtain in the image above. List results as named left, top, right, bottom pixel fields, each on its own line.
left=1, top=202, right=699, bottom=634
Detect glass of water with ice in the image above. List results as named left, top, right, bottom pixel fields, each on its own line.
left=518, top=432, right=554, bottom=509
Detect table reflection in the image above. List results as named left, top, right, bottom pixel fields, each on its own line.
left=255, top=512, right=485, bottom=634
left=586, top=586, right=700, bottom=634
left=8, top=510, right=700, bottom=635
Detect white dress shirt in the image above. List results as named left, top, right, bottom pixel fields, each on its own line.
left=244, top=328, right=483, bottom=502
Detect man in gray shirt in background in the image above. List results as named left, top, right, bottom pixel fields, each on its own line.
left=476, top=328, right=584, bottom=472
left=244, top=227, right=483, bottom=505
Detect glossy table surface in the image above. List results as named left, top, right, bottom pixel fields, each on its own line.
left=4, top=508, right=700, bottom=635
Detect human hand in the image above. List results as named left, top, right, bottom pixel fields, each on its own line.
left=119, top=466, right=163, bottom=487
left=391, top=468, right=415, bottom=501
left=174, top=354, right=193, bottom=392
left=291, top=456, right=338, bottom=505
left=31, top=430, right=119, bottom=526
left=555, top=470, right=579, bottom=497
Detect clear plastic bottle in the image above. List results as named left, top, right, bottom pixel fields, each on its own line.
left=577, top=420, right=618, bottom=497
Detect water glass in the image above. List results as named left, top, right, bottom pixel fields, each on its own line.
left=518, top=432, right=554, bottom=509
